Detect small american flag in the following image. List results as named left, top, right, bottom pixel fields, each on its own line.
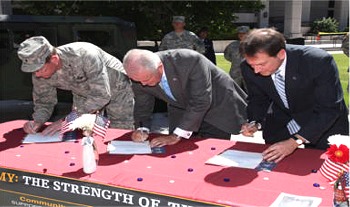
left=93, top=114, right=110, bottom=138
left=340, top=171, right=349, bottom=198
left=60, top=111, right=79, bottom=135
left=320, top=158, right=349, bottom=183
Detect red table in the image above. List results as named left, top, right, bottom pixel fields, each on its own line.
left=0, top=120, right=333, bottom=206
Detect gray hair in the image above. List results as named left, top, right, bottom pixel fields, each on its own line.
left=123, top=49, right=161, bottom=74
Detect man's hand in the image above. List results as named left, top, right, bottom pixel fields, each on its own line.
left=262, top=138, right=299, bottom=163
left=240, top=122, right=259, bottom=137
left=23, top=121, right=43, bottom=134
left=42, top=119, right=63, bottom=136
left=150, top=134, right=181, bottom=147
left=131, top=130, right=149, bottom=142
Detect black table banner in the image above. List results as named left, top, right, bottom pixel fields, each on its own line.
left=0, top=167, right=225, bottom=207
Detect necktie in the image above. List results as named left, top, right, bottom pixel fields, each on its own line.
left=160, top=76, right=176, bottom=101
left=274, top=71, right=300, bottom=135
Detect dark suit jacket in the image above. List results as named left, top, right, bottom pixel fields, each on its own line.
left=133, top=49, right=247, bottom=134
left=241, top=44, right=349, bottom=149
left=203, top=38, right=217, bottom=65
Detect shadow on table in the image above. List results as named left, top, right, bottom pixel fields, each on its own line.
left=229, top=141, right=325, bottom=176
left=204, top=141, right=326, bottom=188
left=1, top=127, right=25, bottom=151
left=205, top=167, right=258, bottom=187
left=61, top=154, right=133, bottom=179
left=98, top=153, right=133, bottom=166
left=61, top=168, right=86, bottom=178
left=148, top=138, right=199, bottom=158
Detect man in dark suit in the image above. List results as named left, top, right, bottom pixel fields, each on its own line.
left=197, top=27, right=216, bottom=65
left=240, top=28, right=349, bottom=163
left=123, top=49, right=247, bottom=147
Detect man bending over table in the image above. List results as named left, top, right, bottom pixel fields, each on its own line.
left=17, top=36, right=134, bottom=135
left=239, top=28, right=349, bottom=163
left=123, top=49, right=247, bottom=147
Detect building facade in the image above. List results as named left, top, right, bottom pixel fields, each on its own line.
left=235, top=0, right=349, bottom=37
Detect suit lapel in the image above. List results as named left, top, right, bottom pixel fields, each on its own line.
left=165, top=71, right=181, bottom=103
left=159, top=53, right=184, bottom=105
left=154, top=84, right=171, bottom=102
left=284, top=48, right=298, bottom=112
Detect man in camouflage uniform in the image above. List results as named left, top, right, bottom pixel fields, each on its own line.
left=17, top=36, right=134, bottom=135
left=224, top=26, right=250, bottom=91
left=159, top=16, right=205, bottom=54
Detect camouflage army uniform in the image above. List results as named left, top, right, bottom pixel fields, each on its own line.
left=159, top=30, right=205, bottom=54
left=224, top=40, right=246, bottom=91
left=32, top=42, right=134, bottom=129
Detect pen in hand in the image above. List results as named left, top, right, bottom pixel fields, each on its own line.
left=137, top=121, right=150, bottom=142
left=240, top=121, right=257, bottom=134
left=139, top=121, right=144, bottom=141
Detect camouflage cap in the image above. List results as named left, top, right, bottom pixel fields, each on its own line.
left=17, top=36, right=53, bottom=73
left=237, top=26, right=250, bottom=34
left=172, top=16, right=185, bottom=23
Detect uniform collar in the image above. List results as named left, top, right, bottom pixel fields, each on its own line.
left=56, top=48, right=72, bottom=69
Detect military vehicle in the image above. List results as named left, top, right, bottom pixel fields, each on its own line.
left=0, top=15, right=136, bottom=122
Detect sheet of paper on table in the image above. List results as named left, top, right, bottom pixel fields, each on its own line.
left=270, top=192, right=322, bottom=207
left=23, top=132, right=62, bottom=143
left=107, top=141, right=152, bottom=154
left=205, top=149, right=263, bottom=169
left=230, top=131, right=265, bottom=144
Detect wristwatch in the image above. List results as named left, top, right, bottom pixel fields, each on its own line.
left=292, top=135, right=303, bottom=145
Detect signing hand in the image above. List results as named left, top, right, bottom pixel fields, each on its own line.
left=150, top=134, right=181, bottom=147
left=42, top=119, right=63, bottom=136
left=240, top=122, right=259, bottom=137
left=23, top=121, right=43, bottom=134
left=262, top=138, right=299, bottom=163
left=131, top=130, right=149, bottom=142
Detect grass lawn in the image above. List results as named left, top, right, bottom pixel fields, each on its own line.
left=216, top=53, right=349, bottom=106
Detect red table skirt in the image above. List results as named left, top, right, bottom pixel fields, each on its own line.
left=0, top=120, right=333, bottom=206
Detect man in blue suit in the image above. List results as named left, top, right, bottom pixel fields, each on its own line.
left=240, top=28, right=348, bottom=163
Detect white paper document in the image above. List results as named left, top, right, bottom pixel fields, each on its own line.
left=205, top=149, right=263, bottom=169
left=107, top=141, right=152, bottom=155
left=23, top=132, right=62, bottom=144
left=230, top=131, right=265, bottom=144
left=270, top=193, right=322, bottom=207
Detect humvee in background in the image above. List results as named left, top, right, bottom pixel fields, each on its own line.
left=0, top=15, right=137, bottom=122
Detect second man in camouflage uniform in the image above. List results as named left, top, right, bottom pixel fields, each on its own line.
left=159, top=16, right=205, bottom=54
left=17, top=36, right=134, bottom=135
left=224, top=26, right=250, bottom=91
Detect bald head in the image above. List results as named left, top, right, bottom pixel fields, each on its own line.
left=123, top=49, right=163, bottom=86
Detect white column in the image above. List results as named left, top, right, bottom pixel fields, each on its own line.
left=0, top=0, right=12, bottom=15
left=284, top=0, right=303, bottom=38
left=334, top=0, right=349, bottom=31
left=258, top=0, right=269, bottom=28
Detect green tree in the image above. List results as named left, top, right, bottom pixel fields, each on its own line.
left=311, top=17, right=340, bottom=33
left=13, top=1, right=264, bottom=40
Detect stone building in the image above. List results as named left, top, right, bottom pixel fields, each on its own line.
left=235, top=0, right=349, bottom=38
